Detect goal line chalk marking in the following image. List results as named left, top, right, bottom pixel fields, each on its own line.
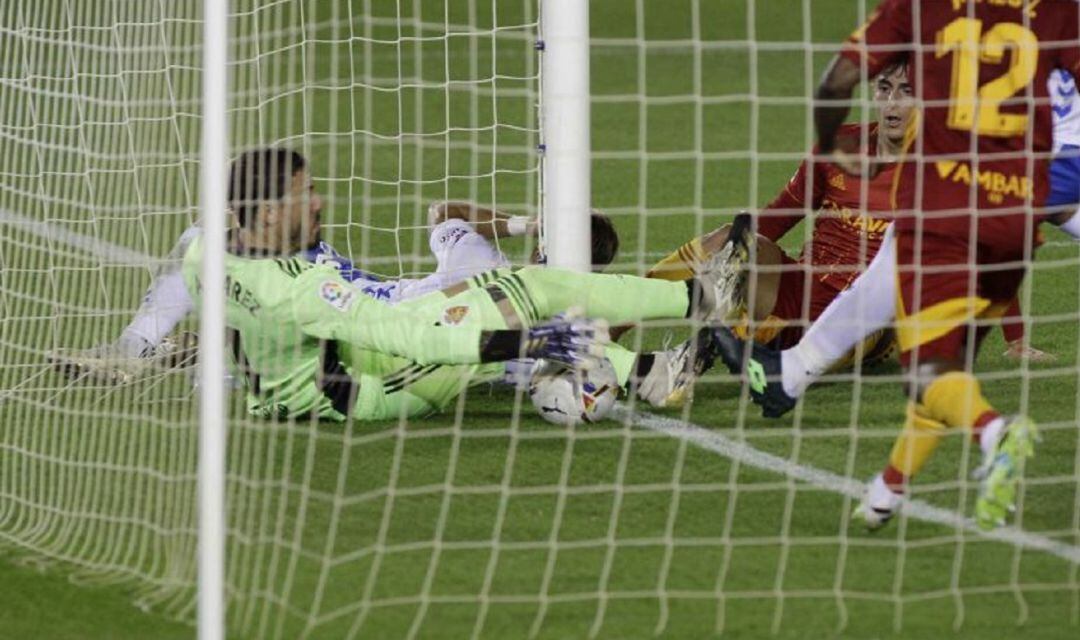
left=624, top=408, right=1080, bottom=566
left=0, top=208, right=154, bottom=266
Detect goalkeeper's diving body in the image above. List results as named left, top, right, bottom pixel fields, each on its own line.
left=177, top=149, right=741, bottom=421
left=49, top=162, right=619, bottom=384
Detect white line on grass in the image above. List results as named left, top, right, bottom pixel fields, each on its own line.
left=0, top=207, right=154, bottom=265
left=13, top=205, right=1080, bottom=564
left=622, top=408, right=1080, bottom=566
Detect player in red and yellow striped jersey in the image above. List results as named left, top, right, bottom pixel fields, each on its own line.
left=814, top=0, right=1080, bottom=530
left=648, top=63, right=914, bottom=356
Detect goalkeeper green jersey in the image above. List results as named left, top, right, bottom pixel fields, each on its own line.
left=181, top=236, right=497, bottom=421
left=183, top=236, right=692, bottom=421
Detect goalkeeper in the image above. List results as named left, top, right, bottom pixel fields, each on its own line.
left=49, top=163, right=619, bottom=384
left=177, top=149, right=741, bottom=421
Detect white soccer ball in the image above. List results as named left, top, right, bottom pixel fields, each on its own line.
left=528, top=358, right=620, bottom=425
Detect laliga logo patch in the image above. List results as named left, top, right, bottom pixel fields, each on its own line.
left=442, top=305, right=470, bottom=325
left=319, top=281, right=355, bottom=312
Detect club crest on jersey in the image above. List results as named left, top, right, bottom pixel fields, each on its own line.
left=442, top=305, right=470, bottom=325
left=828, top=172, right=845, bottom=192
left=319, top=281, right=356, bottom=312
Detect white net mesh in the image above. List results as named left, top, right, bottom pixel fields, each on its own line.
left=2, top=1, right=1079, bottom=638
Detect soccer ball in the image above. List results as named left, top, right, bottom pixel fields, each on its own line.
left=528, top=358, right=620, bottom=425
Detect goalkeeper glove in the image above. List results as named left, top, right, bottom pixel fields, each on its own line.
left=525, top=311, right=610, bottom=369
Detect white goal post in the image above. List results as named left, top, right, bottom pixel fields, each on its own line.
left=539, top=0, right=590, bottom=272
left=198, top=0, right=228, bottom=638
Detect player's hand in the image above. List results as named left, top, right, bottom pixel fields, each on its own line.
left=526, top=310, right=610, bottom=369
left=1003, top=339, right=1057, bottom=363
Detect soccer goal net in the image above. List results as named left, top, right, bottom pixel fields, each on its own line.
left=2, top=1, right=1079, bottom=638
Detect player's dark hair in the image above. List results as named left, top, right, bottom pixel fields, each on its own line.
left=878, top=60, right=910, bottom=82
left=228, top=148, right=308, bottom=228
left=590, top=210, right=619, bottom=270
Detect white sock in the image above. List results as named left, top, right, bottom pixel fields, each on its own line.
left=781, top=343, right=829, bottom=398
left=869, top=473, right=903, bottom=503
left=114, top=225, right=201, bottom=357
left=118, top=264, right=194, bottom=357
left=979, top=416, right=1007, bottom=457
left=779, top=223, right=899, bottom=398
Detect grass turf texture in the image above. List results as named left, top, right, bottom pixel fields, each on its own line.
left=1, top=0, right=1079, bottom=638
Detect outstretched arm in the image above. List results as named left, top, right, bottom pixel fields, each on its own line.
left=428, top=201, right=536, bottom=240
left=814, top=55, right=863, bottom=156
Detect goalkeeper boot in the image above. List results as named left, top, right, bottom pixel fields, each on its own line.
left=975, top=416, right=1038, bottom=530
left=662, top=328, right=728, bottom=407
left=693, top=212, right=752, bottom=323
left=149, top=331, right=199, bottom=370
left=636, top=341, right=692, bottom=408
left=49, top=343, right=147, bottom=385
left=707, top=326, right=797, bottom=418
left=853, top=474, right=902, bottom=531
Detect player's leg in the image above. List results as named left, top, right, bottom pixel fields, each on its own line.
left=857, top=234, right=978, bottom=528
left=703, top=224, right=899, bottom=417
left=417, top=268, right=691, bottom=330
left=858, top=235, right=1035, bottom=530
left=511, top=217, right=755, bottom=325
left=647, top=217, right=785, bottom=322
left=1005, top=148, right=1080, bottom=362
left=780, top=222, right=898, bottom=396
left=401, top=276, right=695, bottom=408
left=49, top=225, right=202, bottom=383
left=507, top=267, right=692, bottom=324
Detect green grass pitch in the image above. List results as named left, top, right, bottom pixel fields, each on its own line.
left=1, top=1, right=1079, bottom=638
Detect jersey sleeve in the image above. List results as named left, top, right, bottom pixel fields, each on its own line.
left=758, top=157, right=823, bottom=241
left=839, top=0, right=912, bottom=79
left=1055, top=3, right=1080, bottom=78
left=289, top=267, right=485, bottom=365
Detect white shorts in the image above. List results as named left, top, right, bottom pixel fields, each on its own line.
left=394, top=219, right=510, bottom=301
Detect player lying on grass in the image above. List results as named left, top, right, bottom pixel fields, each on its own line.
left=709, top=0, right=1080, bottom=531
left=171, top=148, right=742, bottom=421
left=49, top=149, right=697, bottom=410
left=48, top=164, right=619, bottom=383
